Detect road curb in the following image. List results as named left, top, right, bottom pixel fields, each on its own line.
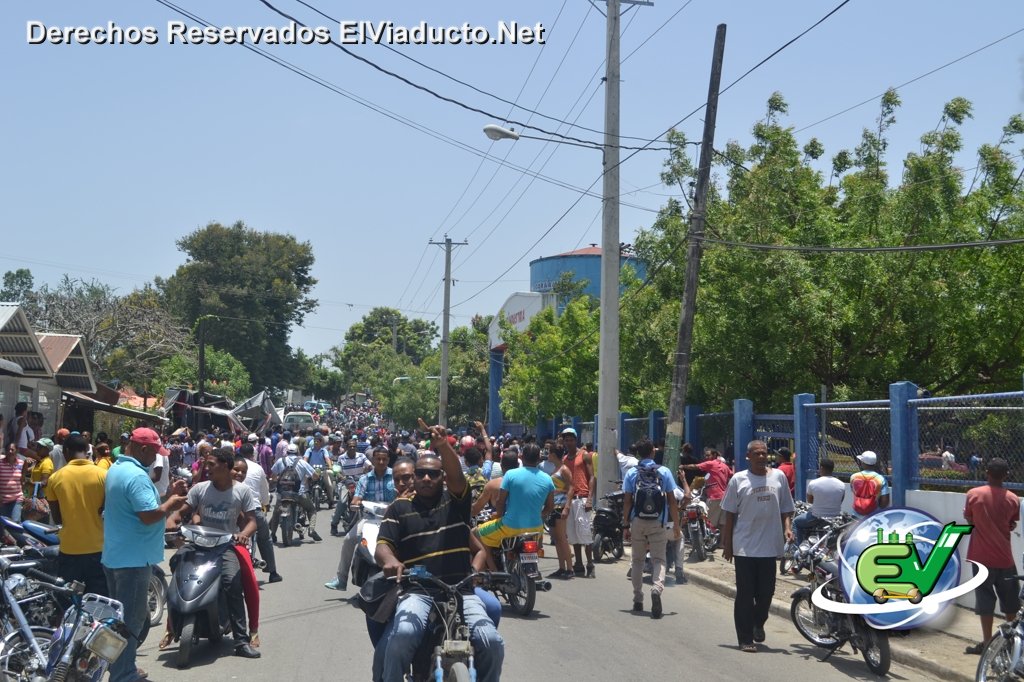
left=684, top=568, right=973, bottom=682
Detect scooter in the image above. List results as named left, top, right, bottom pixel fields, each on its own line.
left=592, top=490, right=625, bottom=563
left=349, top=501, right=389, bottom=589
left=166, top=525, right=233, bottom=669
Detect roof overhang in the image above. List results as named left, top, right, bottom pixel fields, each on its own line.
left=0, top=304, right=53, bottom=379
left=62, top=390, right=168, bottom=423
left=36, top=333, right=96, bottom=393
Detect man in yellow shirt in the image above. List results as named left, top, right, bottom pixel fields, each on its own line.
left=45, top=434, right=108, bottom=595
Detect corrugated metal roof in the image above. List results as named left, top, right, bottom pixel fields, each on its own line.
left=37, top=333, right=95, bottom=392
left=0, top=305, right=53, bottom=378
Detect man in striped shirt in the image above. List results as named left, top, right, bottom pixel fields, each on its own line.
left=372, top=424, right=503, bottom=682
left=0, top=442, right=25, bottom=520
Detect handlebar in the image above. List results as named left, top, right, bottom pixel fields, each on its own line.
left=391, top=570, right=515, bottom=593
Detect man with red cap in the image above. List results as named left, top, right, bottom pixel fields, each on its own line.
left=102, top=428, right=187, bottom=682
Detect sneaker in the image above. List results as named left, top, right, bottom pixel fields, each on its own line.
left=270, top=534, right=278, bottom=544
left=330, top=525, right=341, bottom=537
left=324, top=578, right=347, bottom=591
left=573, top=563, right=585, bottom=576
left=753, top=625, right=765, bottom=643
left=234, top=643, right=261, bottom=659
left=626, top=566, right=633, bottom=579
left=310, top=530, right=323, bottom=542
left=651, top=593, right=663, bottom=619
left=632, top=600, right=643, bottom=612
left=675, top=570, right=688, bottom=585
left=585, top=563, right=596, bottom=578
left=268, top=573, right=283, bottom=584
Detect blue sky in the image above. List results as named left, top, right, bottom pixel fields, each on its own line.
left=2, top=1, right=1022, bottom=358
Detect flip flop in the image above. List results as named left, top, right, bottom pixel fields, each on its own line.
left=250, top=633, right=261, bottom=648
left=158, top=632, right=173, bottom=651
left=966, top=642, right=986, bottom=655
left=740, top=643, right=758, bottom=653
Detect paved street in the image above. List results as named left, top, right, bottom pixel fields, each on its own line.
left=139, top=508, right=940, bottom=681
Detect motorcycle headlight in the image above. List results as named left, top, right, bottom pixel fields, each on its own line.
left=84, top=623, right=127, bottom=664
left=4, top=574, right=30, bottom=600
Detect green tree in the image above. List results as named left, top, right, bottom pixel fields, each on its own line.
left=384, top=366, right=439, bottom=428
left=341, top=307, right=437, bottom=365
left=0, top=269, right=33, bottom=302
left=152, top=346, right=252, bottom=402
left=159, top=221, right=317, bottom=390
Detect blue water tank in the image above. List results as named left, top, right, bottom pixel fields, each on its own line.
left=529, top=246, right=646, bottom=304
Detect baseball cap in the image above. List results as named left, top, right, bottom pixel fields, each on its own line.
left=857, top=450, right=878, bottom=465
left=247, top=433, right=259, bottom=442
left=287, top=443, right=299, bottom=454
left=560, top=427, right=578, bottom=438
left=36, top=438, right=54, bottom=450
left=120, top=433, right=131, bottom=441
left=130, top=427, right=169, bottom=456
left=56, top=428, right=70, bottom=439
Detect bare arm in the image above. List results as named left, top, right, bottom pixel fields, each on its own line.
left=722, top=511, right=736, bottom=562
left=493, top=488, right=508, bottom=519
left=136, top=495, right=187, bottom=526
left=49, top=500, right=62, bottom=526
left=421, top=420, right=467, bottom=497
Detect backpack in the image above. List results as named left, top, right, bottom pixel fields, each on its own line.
left=277, top=457, right=302, bottom=497
left=465, top=467, right=488, bottom=503
left=851, top=472, right=881, bottom=515
left=633, top=463, right=665, bottom=520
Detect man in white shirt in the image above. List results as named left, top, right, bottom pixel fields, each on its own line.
left=793, top=458, right=846, bottom=543
left=238, top=444, right=281, bottom=583
left=149, top=453, right=170, bottom=498
left=616, top=449, right=639, bottom=482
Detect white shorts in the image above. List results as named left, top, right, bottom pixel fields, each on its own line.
left=565, top=497, right=593, bottom=546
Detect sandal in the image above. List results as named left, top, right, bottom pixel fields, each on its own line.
left=136, top=668, right=149, bottom=679
left=250, top=632, right=261, bottom=648
left=740, top=643, right=758, bottom=653
left=966, top=642, right=986, bottom=655
left=158, top=632, right=174, bottom=651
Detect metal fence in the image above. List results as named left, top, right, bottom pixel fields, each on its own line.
left=577, top=420, right=595, bottom=446
left=910, top=391, right=1024, bottom=491
left=754, top=413, right=794, bottom=453
left=811, top=402, right=892, bottom=479
left=623, top=417, right=648, bottom=449
left=699, top=411, right=734, bottom=460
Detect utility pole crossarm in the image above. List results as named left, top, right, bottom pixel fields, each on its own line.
left=429, top=235, right=468, bottom=427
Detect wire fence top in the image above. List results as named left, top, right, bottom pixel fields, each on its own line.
left=909, top=390, right=1024, bottom=406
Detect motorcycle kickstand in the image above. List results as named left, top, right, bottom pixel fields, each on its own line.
left=818, top=640, right=846, bottom=663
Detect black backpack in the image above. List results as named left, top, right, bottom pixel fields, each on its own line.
left=277, top=458, right=302, bottom=496
left=633, top=463, right=665, bottom=520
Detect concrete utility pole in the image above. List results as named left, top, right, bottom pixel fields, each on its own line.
left=430, top=235, right=467, bottom=426
left=664, top=24, right=727, bottom=474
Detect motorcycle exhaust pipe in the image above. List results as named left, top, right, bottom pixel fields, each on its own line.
left=535, top=580, right=552, bottom=592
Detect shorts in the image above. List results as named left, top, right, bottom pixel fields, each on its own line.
left=477, top=518, right=543, bottom=548
left=565, top=497, right=593, bottom=546
left=974, top=565, right=1021, bottom=617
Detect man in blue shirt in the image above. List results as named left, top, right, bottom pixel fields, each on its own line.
left=475, top=443, right=554, bottom=568
left=103, top=428, right=187, bottom=682
left=622, top=440, right=681, bottom=619
left=326, top=447, right=395, bottom=591
left=304, top=433, right=335, bottom=507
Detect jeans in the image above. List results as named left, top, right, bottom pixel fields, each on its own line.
left=103, top=565, right=151, bottom=682
left=331, top=486, right=352, bottom=528
left=219, top=550, right=249, bottom=645
left=58, top=552, right=108, bottom=596
left=733, top=556, right=777, bottom=645
left=0, top=500, right=22, bottom=522
left=630, top=517, right=669, bottom=601
left=252, top=510, right=277, bottom=573
left=373, top=593, right=503, bottom=682
left=269, top=494, right=317, bottom=534
left=366, top=588, right=502, bottom=647
left=793, top=511, right=819, bottom=544
left=336, top=522, right=360, bottom=586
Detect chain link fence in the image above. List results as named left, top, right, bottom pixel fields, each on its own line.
left=910, top=391, right=1024, bottom=490
left=623, top=417, right=648, bottom=449
left=699, top=412, right=734, bottom=463
left=754, top=414, right=794, bottom=454
left=812, top=404, right=892, bottom=480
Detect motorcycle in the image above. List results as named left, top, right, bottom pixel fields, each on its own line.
left=310, top=466, right=329, bottom=510
left=398, top=567, right=514, bottom=682
left=781, top=508, right=853, bottom=576
left=485, top=533, right=551, bottom=617
left=46, top=589, right=130, bottom=682
left=977, top=576, right=1024, bottom=681
left=0, top=553, right=74, bottom=680
left=276, top=492, right=310, bottom=548
left=683, top=488, right=720, bottom=563
left=591, top=490, right=625, bottom=563
left=349, top=501, right=389, bottom=589
left=166, top=525, right=234, bottom=669
left=789, top=518, right=890, bottom=675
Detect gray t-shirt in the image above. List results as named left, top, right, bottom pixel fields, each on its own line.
left=721, top=469, right=794, bottom=558
left=807, top=475, right=846, bottom=517
left=185, top=481, right=259, bottom=534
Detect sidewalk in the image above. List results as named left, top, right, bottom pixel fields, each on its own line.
left=673, top=549, right=982, bottom=681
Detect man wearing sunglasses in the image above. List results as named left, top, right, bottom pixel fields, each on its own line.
left=373, top=423, right=504, bottom=682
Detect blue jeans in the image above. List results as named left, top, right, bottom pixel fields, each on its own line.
left=793, top=511, right=819, bottom=544
left=103, top=565, right=151, bottom=682
left=365, top=587, right=502, bottom=647
left=0, top=500, right=22, bottom=522
left=373, top=592, right=504, bottom=682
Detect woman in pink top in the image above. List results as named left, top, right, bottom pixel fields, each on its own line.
left=0, top=442, right=26, bottom=521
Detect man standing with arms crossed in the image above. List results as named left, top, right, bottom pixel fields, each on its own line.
left=103, top=428, right=187, bottom=682
left=721, top=440, right=794, bottom=653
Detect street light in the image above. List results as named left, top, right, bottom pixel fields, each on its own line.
left=483, top=124, right=520, bottom=141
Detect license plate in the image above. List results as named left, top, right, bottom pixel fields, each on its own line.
left=521, top=553, right=538, bottom=563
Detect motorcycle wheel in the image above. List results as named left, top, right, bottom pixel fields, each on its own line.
left=282, top=514, right=294, bottom=547
left=690, top=528, right=707, bottom=563
left=506, top=560, right=537, bottom=617
left=611, top=540, right=624, bottom=560
left=592, top=533, right=606, bottom=563
left=149, top=572, right=166, bottom=627
left=447, top=662, right=471, bottom=682
left=790, top=593, right=840, bottom=647
left=977, top=630, right=1016, bottom=682
left=176, top=614, right=197, bottom=669
left=779, top=550, right=796, bottom=576
left=0, top=625, right=53, bottom=677
left=858, top=624, right=890, bottom=676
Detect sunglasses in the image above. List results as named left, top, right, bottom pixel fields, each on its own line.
left=414, top=468, right=443, bottom=479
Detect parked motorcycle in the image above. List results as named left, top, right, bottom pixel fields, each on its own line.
left=789, top=518, right=890, bottom=675
left=591, top=490, right=625, bottom=563
left=485, top=533, right=551, bottom=617
left=399, top=567, right=514, bottom=682
left=781, top=508, right=853, bottom=576
left=0, top=553, right=68, bottom=680
left=46, top=590, right=130, bottom=682
left=349, top=501, right=389, bottom=589
left=166, top=525, right=234, bottom=669
left=976, top=577, right=1024, bottom=681
left=683, top=489, right=720, bottom=562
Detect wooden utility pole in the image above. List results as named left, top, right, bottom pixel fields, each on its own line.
left=664, top=24, right=727, bottom=473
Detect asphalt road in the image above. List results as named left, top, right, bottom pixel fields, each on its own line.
left=138, top=508, right=940, bottom=681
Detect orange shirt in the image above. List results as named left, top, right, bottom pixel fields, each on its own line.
left=965, top=484, right=1020, bottom=569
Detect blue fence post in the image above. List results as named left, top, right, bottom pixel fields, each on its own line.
left=593, top=414, right=599, bottom=450
left=535, top=417, right=548, bottom=440
left=648, top=410, right=665, bottom=443
left=570, top=416, right=581, bottom=437
left=618, top=412, right=630, bottom=454
left=793, top=393, right=816, bottom=503
left=488, top=350, right=504, bottom=434
left=889, top=381, right=919, bottom=507
left=734, top=399, right=754, bottom=472
left=685, top=404, right=702, bottom=456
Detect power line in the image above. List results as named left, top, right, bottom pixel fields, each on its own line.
left=795, top=26, right=1024, bottom=134
left=696, top=235, right=1024, bottom=253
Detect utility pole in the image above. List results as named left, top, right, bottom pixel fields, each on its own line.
left=664, top=24, right=727, bottom=474
left=430, top=235, right=467, bottom=426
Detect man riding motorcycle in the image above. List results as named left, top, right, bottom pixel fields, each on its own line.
left=304, top=433, right=335, bottom=507
left=373, top=423, right=503, bottom=682
left=269, top=443, right=323, bottom=543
